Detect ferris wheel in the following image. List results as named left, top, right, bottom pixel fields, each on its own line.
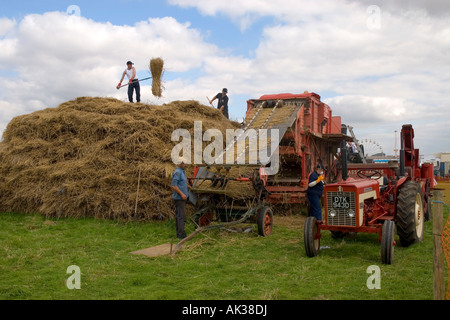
left=359, top=139, right=384, bottom=157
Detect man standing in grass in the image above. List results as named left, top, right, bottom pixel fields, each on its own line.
left=117, top=61, right=141, bottom=103
left=307, top=164, right=325, bottom=221
left=171, top=158, right=189, bottom=239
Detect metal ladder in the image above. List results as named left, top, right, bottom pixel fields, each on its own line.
left=213, top=101, right=266, bottom=163
left=347, top=125, right=367, bottom=164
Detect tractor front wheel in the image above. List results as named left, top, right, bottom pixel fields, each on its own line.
left=257, top=206, right=273, bottom=237
left=304, top=217, right=320, bottom=257
left=396, top=181, right=425, bottom=247
left=381, top=220, right=395, bottom=264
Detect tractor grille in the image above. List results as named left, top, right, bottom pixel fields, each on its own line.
left=326, top=191, right=356, bottom=226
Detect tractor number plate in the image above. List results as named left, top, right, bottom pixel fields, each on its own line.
left=332, top=196, right=351, bottom=209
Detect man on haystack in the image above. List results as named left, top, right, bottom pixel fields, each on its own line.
left=117, top=61, right=141, bottom=103
left=209, top=88, right=229, bottom=119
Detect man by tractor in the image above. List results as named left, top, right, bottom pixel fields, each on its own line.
left=117, top=61, right=141, bottom=103
left=307, top=164, right=325, bottom=220
left=171, top=157, right=190, bottom=239
left=209, top=88, right=229, bottom=119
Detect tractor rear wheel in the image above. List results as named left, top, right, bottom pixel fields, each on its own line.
left=257, top=206, right=273, bottom=237
left=396, top=181, right=425, bottom=247
left=381, top=220, right=395, bottom=264
left=304, top=217, right=320, bottom=257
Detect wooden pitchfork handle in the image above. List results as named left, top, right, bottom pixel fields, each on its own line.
left=206, top=96, right=214, bottom=107
left=118, top=77, right=152, bottom=89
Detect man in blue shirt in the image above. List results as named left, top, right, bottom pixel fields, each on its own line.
left=307, top=164, right=325, bottom=220
left=171, top=158, right=190, bottom=239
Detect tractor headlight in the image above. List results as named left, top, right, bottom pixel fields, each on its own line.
left=329, top=210, right=337, bottom=218
left=347, top=209, right=355, bottom=218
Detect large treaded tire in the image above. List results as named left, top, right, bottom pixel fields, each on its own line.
left=381, top=220, right=395, bottom=264
left=304, top=217, right=320, bottom=257
left=396, top=181, right=425, bottom=247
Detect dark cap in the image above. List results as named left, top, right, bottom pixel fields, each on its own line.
left=126, top=61, right=134, bottom=65
left=222, top=88, right=228, bottom=93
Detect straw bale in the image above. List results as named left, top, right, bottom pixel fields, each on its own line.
left=150, top=58, right=164, bottom=98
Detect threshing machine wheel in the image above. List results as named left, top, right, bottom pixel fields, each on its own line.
left=257, top=206, right=274, bottom=237
left=304, top=217, right=320, bottom=257
left=381, top=220, right=395, bottom=264
left=396, top=181, right=425, bottom=247
left=193, top=205, right=214, bottom=229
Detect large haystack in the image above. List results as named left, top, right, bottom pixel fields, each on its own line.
left=0, top=97, right=238, bottom=221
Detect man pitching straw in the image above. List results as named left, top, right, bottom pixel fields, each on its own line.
left=209, top=88, right=229, bottom=119
left=117, top=61, right=141, bottom=103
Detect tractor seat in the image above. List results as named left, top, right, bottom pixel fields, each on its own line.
left=378, top=176, right=389, bottom=192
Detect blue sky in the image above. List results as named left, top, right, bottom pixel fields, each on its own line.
left=1, top=0, right=449, bottom=157
left=2, top=0, right=267, bottom=59
left=0, top=0, right=275, bottom=118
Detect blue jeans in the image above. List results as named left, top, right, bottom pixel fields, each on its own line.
left=128, top=80, right=140, bottom=103
left=307, top=193, right=322, bottom=221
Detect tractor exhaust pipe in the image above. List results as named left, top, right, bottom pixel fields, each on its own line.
left=399, top=130, right=405, bottom=177
left=399, top=149, right=405, bottom=177
left=341, top=140, right=348, bottom=181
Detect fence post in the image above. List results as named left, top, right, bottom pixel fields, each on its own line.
left=432, top=189, right=445, bottom=300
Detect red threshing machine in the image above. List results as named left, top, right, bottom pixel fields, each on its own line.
left=304, top=124, right=436, bottom=264
left=253, top=92, right=350, bottom=204
left=190, top=92, right=349, bottom=236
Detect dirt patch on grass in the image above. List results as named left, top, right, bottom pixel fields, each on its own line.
left=130, top=243, right=173, bottom=258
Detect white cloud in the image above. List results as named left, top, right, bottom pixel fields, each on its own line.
left=353, top=0, right=450, bottom=17
left=322, top=93, right=450, bottom=155
left=0, top=100, right=23, bottom=125
left=1, top=2, right=449, bottom=156
left=170, top=0, right=450, bottom=21
left=7, top=13, right=217, bottom=72
left=0, top=17, right=16, bottom=36
left=168, top=0, right=450, bottom=154
left=0, top=12, right=220, bottom=136
left=324, top=95, right=414, bottom=126
left=169, top=0, right=350, bottom=24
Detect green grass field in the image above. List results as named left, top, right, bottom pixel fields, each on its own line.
left=1, top=203, right=447, bottom=300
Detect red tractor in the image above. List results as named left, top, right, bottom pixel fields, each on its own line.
left=304, top=124, right=435, bottom=264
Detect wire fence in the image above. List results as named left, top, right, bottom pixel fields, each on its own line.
left=433, top=199, right=450, bottom=300
left=439, top=201, right=450, bottom=300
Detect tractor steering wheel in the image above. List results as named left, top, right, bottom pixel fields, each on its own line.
left=357, top=170, right=382, bottom=180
